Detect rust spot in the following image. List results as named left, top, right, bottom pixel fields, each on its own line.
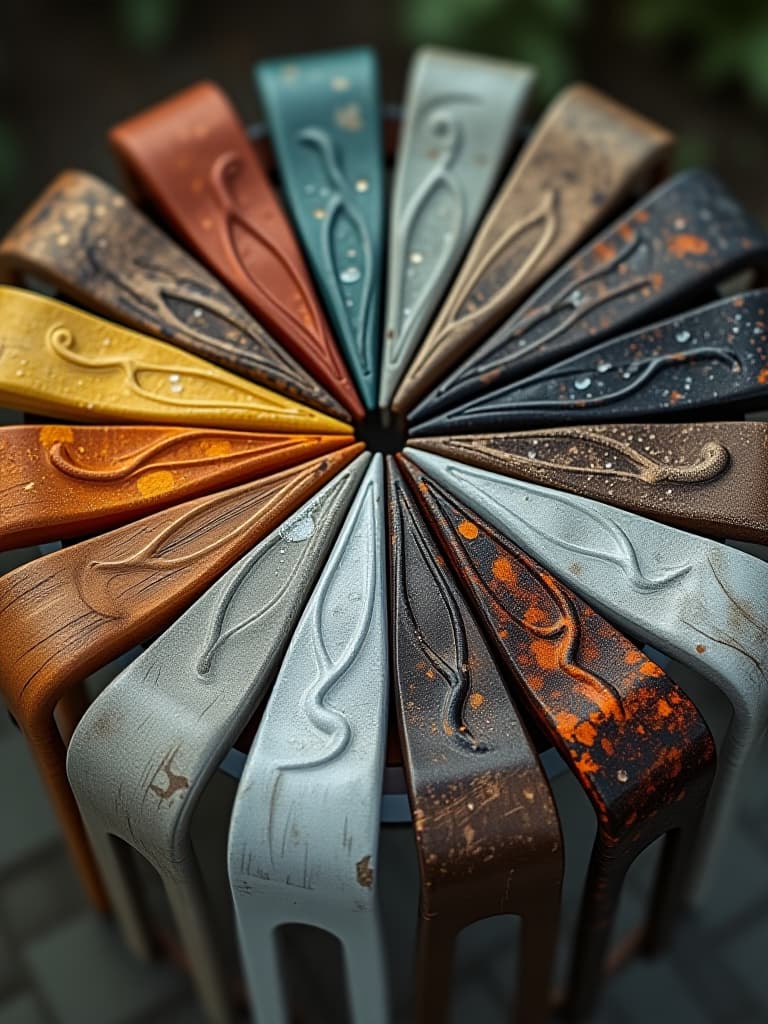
left=356, top=855, right=374, bottom=888
left=657, top=698, right=673, bottom=718
left=468, top=692, right=485, bottom=709
left=594, top=240, right=617, bottom=261
left=758, top=367, right=768, bottom=385
left=639, top=659, right=665, bottom=677
left=574, top=720, right=597, bottom=746
left=148, top=750, right=189, bottom=801
left=696, top=644, right=707, bottom=654
left=668, top=234, right=710, bottom=257
left=492, top=556, right=517, bottom=586
left=458, top=520, right=478, bottom=540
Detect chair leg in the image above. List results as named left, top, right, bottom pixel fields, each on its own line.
left=84, top=824, right=154, bottom=960
left=340, top=913, right=391, bottom=1024
left=165, top=863, right=236, bottom=1024
left=234, top=907, right=292, bottom=1024
left=563, top=839, right=633, bottom=1022
left=517, top=899, right=560, bottom=1024
left=413, top=915, right=457, bottom=1024
left=643, top=817, right=704, bottom=955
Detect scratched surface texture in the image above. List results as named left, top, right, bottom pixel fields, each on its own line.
left=387, top=457, right=562, bottom=1024
left=377, top=47, right=535, bottom=408
left=0, top=170, right=349, bottom=422
left=255, top=48, right=385, bottom=408
left=399, top=452, right=716, bottom=1021
left=414, top=169, right=768, bottom=422
left=414, top=290, right=768, bottom=435
left=229, top=456, right=390, bottom=1024
left=391, top=82, right=674, bottom=413
left=0, top=287, right=349, bottom=435
left=411, top=421, right=768, bottom=542
left=67, top=454, right=368, bottom=1024
left=109, top=81, right=364, bottom=420
left=404, top=449, right=768, bottom=911
left=0, top=445, right=361, bottom=915
left=0, top=424, right=353, bottom=550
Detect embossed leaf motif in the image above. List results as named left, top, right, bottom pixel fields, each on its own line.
left=77, top=477, right=291, bottom=618
left=394, top=481, right=488, bottom=752
left=299, top=128, right=376, bottom=375
left=278, top=479, right=379, bottom=772
left=46, top=325, right=288, bottom=413
left=444, top=462, right=691, bottom=590
left=443, top=188, right=559, bottom=345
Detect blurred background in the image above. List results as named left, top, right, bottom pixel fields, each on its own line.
left=3, top=0, right=768, bottom=231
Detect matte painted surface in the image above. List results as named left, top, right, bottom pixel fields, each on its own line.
left=67, top=454, right=369, bottom=1024
left=378, top=47, right=535, bottom=407
left=0, top=287, right=350, bottom=434
left=256, top=49, right=385, bottom=408
left=109, top=82, right=364, bottom=419
left=229, top=456, right=390, bottom=1024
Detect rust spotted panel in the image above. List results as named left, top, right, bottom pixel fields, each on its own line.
left=0, top=171, right=349, bottom=422
left=392, top=83, right=674, bottom=413
left=414, top=169, right=768, bottom=422
left=0, top=424, right=354, bottom=550
left=0, top=444, right=361, bottom=911
left=109, top=82, right=364, bottom=420
left=411, top=421, right=768, bottom=543
left=397, top=453, right=715, bottom=1019
left=387, top=457, right=562, bottom=1024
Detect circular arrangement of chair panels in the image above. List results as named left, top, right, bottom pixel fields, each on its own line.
left=0, top=45, right=766, bottom=1024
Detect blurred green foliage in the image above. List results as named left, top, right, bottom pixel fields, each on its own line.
left=401, top=0, right=585, bottom=99
left=401, top=0, right=768, bottom=107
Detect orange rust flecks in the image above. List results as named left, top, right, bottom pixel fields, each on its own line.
left=593, top=240, right=617, bottom=261
left=458, top=519, right=479, bottom=540
left=639, top=660, right=665, bottom=678
left=668, top=233, right=710, bottom=258
left=468, top=692, right=485, bottom=709
left=696, top=644, right=707, bottom=654
left=492, top=556, right=518, bottom=587
left=757, top=367, right=768, bottom=385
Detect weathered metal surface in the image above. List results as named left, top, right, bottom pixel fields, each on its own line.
left=0, top=445, right=362, bottom=912
left=0, top=424, right=354, bottom=550
left=377, top=47, right=535, bottom=408
left=411, top=421, right=768, bottom=543
left=413, top=290, right=768, bottom=434
left=228, top=456, right=390, bottom=1024
left=387, top=457, right=562, bottom=1024
left=67, top=454, right=369, bottom=1024
left=391, top=83, right=674, bottom=413
left=398, top=452, right=716, bottom=1021
left=414, top=169, right=768, bottom=421
left=108, top=81, right=364, bottom=419
left=255, top=48, right=385, bottom=408
left=404, top=448, right=767, bottom=912
left=0, top=287, right=350, bottom=434
left=0, top=170, right=349, bottom=421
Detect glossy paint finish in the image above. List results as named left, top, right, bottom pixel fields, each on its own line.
left=387, top=458, right=562, bottom=1024
left=228, top=456, right=390, bottom=1024
left=0, top=170, right=349, bottom=421
left=404, top=449, right=768, bottom=909
left=255, top=48, right=385, bottom=408
left=109, top=82, right=364, bottom=419
left=67, top=454, right=369, bottom=1024
left=414, top=290, right=768, bottom=434
left=0, top=287, right=350, bottom=434
left=399, top=452, right=716, bottom=1021
left=0, top=445, right=362, bottom=912
left=414, top=169, right=768, bottom=421
left=392, top=83, right=674, bottom=413
left=378, top=47, right=535, bottom=408
left=411, top=421, right=768, bottom=543
left=0, top=424, right=354, bottom=550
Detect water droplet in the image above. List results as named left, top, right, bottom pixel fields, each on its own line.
left=676, top=330, right=691, bottom=343
left=673, top=217, right=686, bottom=230
left=665, top=489, right=673, bottom=495
left=14, top=369, right=23, bottom=377
left=313, top=208, right=326, bottom=220
left=596, top=360, right=612, bottom=373
left=569, top=289, right=583, bottom=306
left=170, top=383, right=184, bottom=394
left=169, top=374, right=181, bottom=383
left=605, top=461, right=613, bottom=468
left=527, top=450, right=537, bottom=460
left=617, top=769, right=629, bottom=783
left=192, top=308, right=203, bottom=319
left=346, top=248, right=358, bottom=259
left=409, top=251, right=424, bottom=265
left=574, top=376, right=591, bottom=390
left=340, top=266, right=361, bottom=284
left=355, top=178, right=369, bottom=193
left=330, top=75, right=350, bottom=92
left=345, top=298, right=354, bottom=308
left=102, top=337, right=112, bottom=347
